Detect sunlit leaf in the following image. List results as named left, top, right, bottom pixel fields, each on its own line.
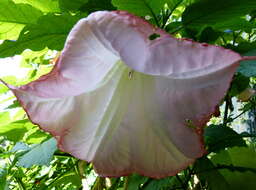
left=0, top=121, right=31, bottom=142
left=0, top=84, right=9, bottom=94
left=0, top=13, right=81, bottom=58
left=25, top=129, right=50, bottom=144
left=13, top=0, right=60, bottom=13
left=0, top=112, right=10, bottom=126
left=0, top=0, right=43, bottom=40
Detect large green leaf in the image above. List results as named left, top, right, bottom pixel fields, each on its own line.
left=59, top=0, right=88, bottom=11
left=166, top=0, right=183, bottom=11
left=182, top=0, right=256, bottom=31
left=229, top=73, right=250, bottom=97
left=0, top=0, right=43, bottom=40
left=204, top=125, right=247, bottom=153
left=194, top=157, right=230, bottom=190
left=112, top=0, right=166, bottom=17
left=143, top=177, right=181, bottom=190
left=25, top=128, right=50, bottom=144
left=127, top=174, right=148, bottom=190
left=0, top=13, right=81, bottom=58
left=60, top=0, right=114, bottom=12
left=238, top=49, right=256, bottom=77
left=49, top=171, right=82, bottom=188
left=211, top=147, right=256, bottom=189
left=17, top=138, right=57, bottom=168
left=13, top=0, right=60, bottom=13
left=81, top=0, right=115, bottom=13
left=11, top=142, right=30, bottom=153
left=0, top=120, right=33, bottom=142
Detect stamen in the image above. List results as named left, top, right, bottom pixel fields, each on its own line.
left=128, top=70, right=134, bottom=79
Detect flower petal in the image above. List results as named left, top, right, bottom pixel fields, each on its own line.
left=87, top=11, right=241, bottom=76
left=5, top=11, right=243, bottom=178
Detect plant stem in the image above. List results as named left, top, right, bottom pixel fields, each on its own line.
left=92, top=177, right=105, bottom=190
left=15, top=176, right=26, bottom=190
left=123, top=176, right=129, bottom=190
left=175, top=174, right=186, bottom=190
left=223, top=97, right=229, bottom=126
left=241, top=56, right=256, bottom=61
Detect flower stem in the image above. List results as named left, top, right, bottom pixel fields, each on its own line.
left=241, top=56, right=256, bottom=61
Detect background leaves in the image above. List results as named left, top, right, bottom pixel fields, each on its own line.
left=182, top=0, right=256, bottom=31
left=0, top=14, right=81, bottom=58
left=0, top=0, right=43, bottom=40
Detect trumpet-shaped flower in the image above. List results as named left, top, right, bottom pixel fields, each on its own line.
left=5, top=11, right=246, bottom=178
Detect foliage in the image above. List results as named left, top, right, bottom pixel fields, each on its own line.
left=0, top=0, right=256, bottom=189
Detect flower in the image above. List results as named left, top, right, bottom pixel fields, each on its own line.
left=6, top=11, right=243, bottom=178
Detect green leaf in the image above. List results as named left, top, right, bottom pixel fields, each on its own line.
left=238, top=49, right=256, bottom=77
left=11, top=142, right=30, bottom=152
left=0, top=13, right=81, bottom=58
left=59, top=0, right=88, bottom=11
left=126, top=174, right=148, bottom=190
left=194, top=157, right=230, bottom=190
left=49, top=171, right=82, bottom=188
left=25, top=129, right=50, bottom=144
left=229, top=73, right=250, bottom=97
left=13, top=0, right=60, bottom=13
left=211, top=147, right=256, bottom=189
left=17, top=138, right=57, bottom=168
left=166, top=0, right=182, bottom=9
left=20, top=48, right=49, bottom=68
left=234, top=42, right=256, bottom=54
left=0, top=0, right=43, bottom=40
left=182, top=0, right=256, bottom=31
left=0, top=84, right=9, bottom=94
left=112, top=0, right=165, bottom=17
left=0, top=167, right=9, bottom=190
left=0, top=76, right=18, bottom=85
left=198, top=27, right=222, bottom=43
left=204, top=125, right=247, bottom=153
left=143, top=177, right=180, bottom=190
left=0, top=112, right=10, bottom=126
left=0, top=122, right=29, bottom=142
left=81, top=0, right=115, bottom=13
left=5, top=100, right=21, bottom=109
